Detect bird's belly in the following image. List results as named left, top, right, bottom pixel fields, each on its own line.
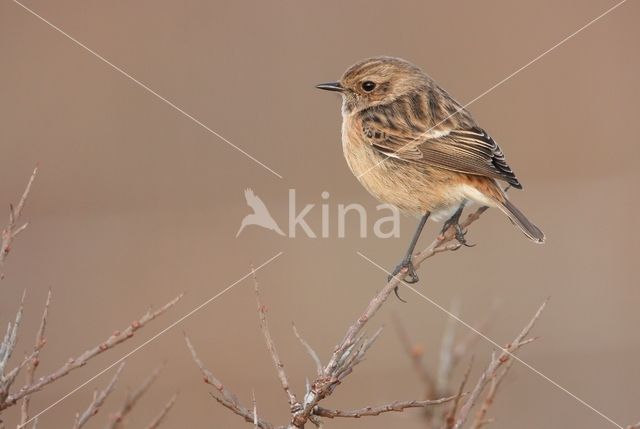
left=342, top=139, right=469, bottom=219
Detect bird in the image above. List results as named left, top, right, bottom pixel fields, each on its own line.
left=316, top=56, right=544, bottom=286
left=236, top=188, right=285, bottom=237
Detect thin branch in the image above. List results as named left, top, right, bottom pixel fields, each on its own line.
left=292, top=324, right=322, bottom=376
left=1, top=166, right=37, bottom=279
left=184, top=335, right=274, bottom=429
left=452, top=302, right=498, bottom=366
left=452, top=300, right=547, bottom=429
left=20, top=290, right=51, bottom=426
left=392, top=314, right=435, bottom=396
left=187, top=207, right=490, bottom=428
left=0, top=291, right=26, bottom=374
left=144, top=392, right=177, bottom=429
left=291, top=208, right=490, bottom=428
left=72, top=362, right=125, bottom=429
left=437, top=299, right=461, bottom=398
left=105, top=364, right=165, bottom=429
left=252, top=269, right=298, bottom=410
left=252, top=389, right=258, bottom=429
left=313, top=394, right=460, bottom=419
left=470, top=358, right=514, bottom=429
left=2, top=294, right=183, bottom=410
left=445, top=359, right=474, bottom=429
left=0, top=291, right=27, bottom=402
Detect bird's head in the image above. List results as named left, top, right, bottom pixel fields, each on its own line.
left=316, top=56, right=427, bottom=115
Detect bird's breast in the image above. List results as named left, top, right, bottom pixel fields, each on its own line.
left=340, top=114, right=475, bottom=217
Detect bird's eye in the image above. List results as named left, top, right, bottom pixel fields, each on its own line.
left=361, top=81, right=376, bottom=92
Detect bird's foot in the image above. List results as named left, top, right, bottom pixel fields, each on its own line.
left=388, top=257, right=419, bottom=284
left=453, top=224, right=475, bottom=247
left=388, top=258, right=420, bottom=302
left=441, top=221, right=474, bottom=248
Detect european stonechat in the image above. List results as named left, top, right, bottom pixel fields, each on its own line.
left=317, top=56, right=544, bottom=284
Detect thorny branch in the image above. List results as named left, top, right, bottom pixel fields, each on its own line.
left=291, top=324, right=322, bottom=377
left=185, top=335, right=275, bottom=429
left=469, top=358, right=513, bottom=429
left=394, top=299, right=495, bottom=427
left=105, top=364, right=165, bottom=429
left=0, top=168, right=177, bottom=428
left=72, top=363, right=125, bottom=429
left=444, top=359, right=474, bottom=429
left=184, top=206, right=492, bottom=428
left=313, top=395, right=461, bottom=419
left=252, top=270, right=298, bottom=410
left=1, top=166, right=37, bottom=279
left=0, top=291, right=33, bottom=407
left=452, top=301, right=547, bottom=429
left=290, top=207, right=490, bottom=428
left=0, top=293, right=183, bottom=412
left=144, top=393, right=177, bottom=429
left=19, top=289, right=51, bottom=426
left=393, top=313, right=436, bottom=396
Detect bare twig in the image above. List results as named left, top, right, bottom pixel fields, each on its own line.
left=252, top=270, right=298, bottom=410
left=20, top=290, right=51, bottom=426
left=291, top=218, right=482, bottom=429
left=0, top=291, right=25, bottom=374
left=445, top=359, right=474, bottom=429
left=252, top=389, right=259, bottom=429
left=281, top=209, right=488, bottom=428
left=72, top=362, right=125, bottom=429
left=470, top=358, right=514, bottom=429
left=0, top=291, right=27, bottom=402
left=1, top=166, right=37, bottom=279
left=452, top=302, right=497, bottom=367
left=392, top=314, right=435, bottom=396
left=1, top=294, right=183, bottom=410
left=452, top=300, right=547, bottom=429
left=314, top=394, right=460, bottom=419
left=437, top=299, right=461, bottom=398
left=292, top=324, right=322, bottom=376
left=188, top=207, right=491, bottom=428
left=184, top=335, right=275, bottom=429
left=144, top=392, right=177, bottom=429
left=105, top=364, right=165, bottom=429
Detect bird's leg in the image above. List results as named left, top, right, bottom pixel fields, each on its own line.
left=389, top=212, right=430, bottom=299
left=440, top=202, right=474, bottom=247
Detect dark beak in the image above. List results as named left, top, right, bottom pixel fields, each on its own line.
left=315, top=81, right=344, bottom=92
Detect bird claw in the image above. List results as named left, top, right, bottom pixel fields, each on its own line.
left=388, top=259, right=419, bottom=283
left=388, top=259, right=419, bottom=303
left=440, top=221, right=475, bottom=248
left=453, top=225, right=475, bottom=247
left=393, top=286, right=408, bottom=303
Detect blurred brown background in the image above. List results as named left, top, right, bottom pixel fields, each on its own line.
left=1, top=0, right=638, bottom=428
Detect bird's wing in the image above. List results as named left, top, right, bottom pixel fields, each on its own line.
left=244, top=188, right=271, bottom=214
left=361, top=119, right=522, bottom=189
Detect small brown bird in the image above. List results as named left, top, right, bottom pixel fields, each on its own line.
left=316, top=56, right=544, bottom=284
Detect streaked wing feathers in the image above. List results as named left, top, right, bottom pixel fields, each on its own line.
left=362, top=121, right=522, bottom=189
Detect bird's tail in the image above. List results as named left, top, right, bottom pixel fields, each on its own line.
left=496, top=198, right=545, bottom=243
